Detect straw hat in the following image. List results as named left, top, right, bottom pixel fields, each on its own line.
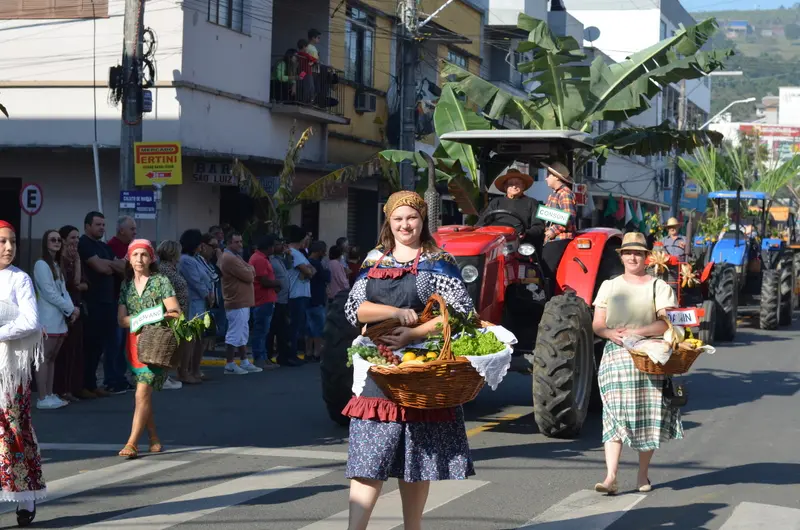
left=541, top=161, right=573, bottom=185
left=665, top=217, right=682, bottom=228
left=492, top=169, right=534, bottom=192
left=616, top=232, right=650, bottom=253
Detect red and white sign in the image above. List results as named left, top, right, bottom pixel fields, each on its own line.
left=574, top=183, right=587, bottom=206
left=19, top=183, right=43, bottom=216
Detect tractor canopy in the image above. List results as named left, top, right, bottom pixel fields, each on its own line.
left=708, top=190, right=772, bottom=201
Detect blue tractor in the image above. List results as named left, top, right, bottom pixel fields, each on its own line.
left=707, top=190, right=797, bottom=331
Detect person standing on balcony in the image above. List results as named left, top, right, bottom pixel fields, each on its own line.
left=272, top=49, right=298, bottom=102
left=306, top=29, right=321, bottom=60
left=296, top=39, right=317, bottom=103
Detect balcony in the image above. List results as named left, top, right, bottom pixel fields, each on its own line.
left=270, top=56, right=350, bottom=125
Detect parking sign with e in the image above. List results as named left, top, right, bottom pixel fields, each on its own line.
left=19, top=183, right=43, bottom=216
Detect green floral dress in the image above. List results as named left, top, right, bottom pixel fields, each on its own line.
left=118, top=274, right=176, bottom=390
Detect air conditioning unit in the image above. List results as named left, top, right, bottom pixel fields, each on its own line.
left=355, top=92, right=377, bottom=113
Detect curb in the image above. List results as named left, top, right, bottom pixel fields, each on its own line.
left=200, top=355, right=305, bottom=367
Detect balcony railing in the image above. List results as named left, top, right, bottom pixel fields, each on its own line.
left=270, top=56, right=347, bottom=124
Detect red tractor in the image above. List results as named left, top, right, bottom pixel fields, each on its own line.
left=321, top=131, right=624, bottom=438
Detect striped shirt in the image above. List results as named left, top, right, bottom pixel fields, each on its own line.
left=545, top=186, right=577, bottom=241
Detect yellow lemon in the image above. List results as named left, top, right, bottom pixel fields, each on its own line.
left=402, top=352, right=417, bottom=362
left=416, top=355, right=427, bottom=361
left=426, top=352, right=438, bottom=360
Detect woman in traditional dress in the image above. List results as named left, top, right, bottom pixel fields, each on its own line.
left=32, top=229, right=79, bottom=410
left=0, top=220, right=47, bottom=526
left=54, top=225, right=88, bottom=403
left=117, top=240, right=181, bottom=459
left=343, top=191, right=475, bottom=530
left=592, top=232, right=682, bottom=494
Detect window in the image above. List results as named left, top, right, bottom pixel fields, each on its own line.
left=447, top=49, right=468, bottom=69
left=345, top=5, right=375, bottom=87
left=208, top=0, right=245, bottom=33
left=660, top=20, right=667, bottom=40
left=0, top=0, right=108, bottom=19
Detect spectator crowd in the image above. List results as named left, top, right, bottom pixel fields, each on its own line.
left=31, top=210, right=361, bottom=410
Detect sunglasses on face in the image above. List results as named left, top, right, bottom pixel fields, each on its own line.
left=48, top=237, right=62, bottom=243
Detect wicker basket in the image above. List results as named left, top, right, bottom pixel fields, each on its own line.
left=627, top=318, right=704, bottom=375
left=365, top=293, right=487, bottom=409
left=137, top=325, right=180, bottom=369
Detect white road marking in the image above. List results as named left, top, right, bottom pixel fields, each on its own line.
left=0, top=460, right=188, bottom=514
left=719, top=502, right=800, bottom=529
left=72, top=466, right=332, bottom=529
left=517, top=490, right=646, bottom=529
left=298, top=478, right=489, bottom=530
left=40, top=443, right=348, bottom=461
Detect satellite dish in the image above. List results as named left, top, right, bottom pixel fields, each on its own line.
left=584, top=26, right=601, bottom=43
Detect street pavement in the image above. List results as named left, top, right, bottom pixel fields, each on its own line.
left=9, top=316, right=800, bottom=529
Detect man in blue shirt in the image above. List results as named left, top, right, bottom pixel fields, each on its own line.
left=285, top=225, right=316, bottom=364
left=661, top=217, right=687, bottom=262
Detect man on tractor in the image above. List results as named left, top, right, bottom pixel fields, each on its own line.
left=479, top=168, right=546, bottom=251
left=541, top=160, right=577, bottom=277
left=661, top=217, right=687, bottom=261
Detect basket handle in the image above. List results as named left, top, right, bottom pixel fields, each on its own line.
left=420, top=293, right=453, bottom=361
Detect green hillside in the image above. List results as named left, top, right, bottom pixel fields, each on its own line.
left=692, top=5, right=800, bottom=121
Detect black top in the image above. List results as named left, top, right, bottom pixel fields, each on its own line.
left=308, top=257, right=331, bottom=307
left=482, top=195, right=546, bottom=248
left=78, top=235, right=116, bottom=305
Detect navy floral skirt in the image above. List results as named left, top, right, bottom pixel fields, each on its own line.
left=346, top=406, right=475, bottom=482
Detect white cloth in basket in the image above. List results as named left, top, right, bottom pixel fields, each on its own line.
left=350, top=326, right=516, bottom=396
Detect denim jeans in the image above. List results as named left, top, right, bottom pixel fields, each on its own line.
left=268, top=303, right=291, bottom=362
left=288, top=297, right=310, bottom=358
left=250, top=302, right=275, bottom=361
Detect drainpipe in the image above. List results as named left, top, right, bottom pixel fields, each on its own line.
left=421, top=151, right=440, bottom=233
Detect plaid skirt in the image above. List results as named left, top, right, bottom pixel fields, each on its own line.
left=598, top=341, right=684, bottom=451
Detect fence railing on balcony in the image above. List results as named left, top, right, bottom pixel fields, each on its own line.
left=270, top=55, right=346, bottom=117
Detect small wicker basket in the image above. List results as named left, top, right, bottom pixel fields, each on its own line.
left=137, top=325, right=180, bottom=369
left=627, top=318, right=704, bottom=375
left=365, top=293, right=486, bottom=409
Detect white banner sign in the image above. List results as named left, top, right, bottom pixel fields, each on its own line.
left=536, top=205, right=571, bottom=226
left=666, top=309, right=699, bottom=326
left=130, top=305, right=165, bottom=333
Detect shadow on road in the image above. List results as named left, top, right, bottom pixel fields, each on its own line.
left=663, top=462, right=800, bottom=490
left=684, top=367, right=800, bottom=413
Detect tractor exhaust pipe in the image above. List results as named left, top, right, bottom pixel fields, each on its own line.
left=420, top=151, right=441, bottom=234
left=736, top=185, right=742, bottom=249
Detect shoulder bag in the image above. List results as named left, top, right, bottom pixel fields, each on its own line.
left=652, top=279, right=688, bottom=408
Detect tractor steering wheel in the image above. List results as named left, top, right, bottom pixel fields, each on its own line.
left=476, top=209, right=530, bottom=235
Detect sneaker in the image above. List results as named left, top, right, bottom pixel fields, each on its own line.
left=49, top=395, right=69, bottom=407
left=36, top=396, right=64, bottom=410
left=263, top=359, right=280, bottom=370
left=76, top=389, right=97, bottom=400
left=224, top=362, right=249, bottom=375
left=239, top=360, right=263, bottom=373
left=162, top=377, right=182, bottom=390
left=93, top=388, right=112, bottom=398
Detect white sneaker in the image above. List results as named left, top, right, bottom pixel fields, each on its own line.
left=162, top=377, right=182, bottom=390
left=239, top=360, right=263, bottom=373
left=49, top=394, right=69, bottom=407
left=224, top=362, right=249, bottom=375
left=37, top=396, right=63, bottom=410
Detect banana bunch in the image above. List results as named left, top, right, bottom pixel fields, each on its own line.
left=680, top=263, right=698, bottom=288
left=681, top=338, right=704, bottom=349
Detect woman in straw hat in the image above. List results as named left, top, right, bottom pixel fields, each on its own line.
left=660, top=217, right=687, bottom=262
left=480, top=168, right=546, bottom=249
left=343, top=191, right=476, bottom=530
left=0, top=220, right=47, bottom=526
left=591, top=232, right=682, bottom=495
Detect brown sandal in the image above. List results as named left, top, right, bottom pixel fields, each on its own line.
left=119, top=444, right=138, bottom=459
left=149, top=438, right=163, bottom=453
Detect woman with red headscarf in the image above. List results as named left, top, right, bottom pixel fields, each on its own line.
left=117, top=239, right=181, bottom=459
left=0, top=220, right=47, bottom=526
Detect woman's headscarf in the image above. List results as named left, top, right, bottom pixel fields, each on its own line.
left=0, top=220, right=15, bottom=233
left=383, top=191, right=427, bottom=219
left=126, top=239, right=155, bottom=261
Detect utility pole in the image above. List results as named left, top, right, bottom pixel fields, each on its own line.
left=671, top=79, right=687, bottom=219
left=119, top=0, right=145, bottom=211
left=398, top=0, right=418, bottom=191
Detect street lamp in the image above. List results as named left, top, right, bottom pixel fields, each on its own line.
left=700, top=97, right=756, bottom=129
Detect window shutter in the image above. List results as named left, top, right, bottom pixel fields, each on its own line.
left=0, top=0, right=25, bottom=19
left=0, top=0, right=107, bottom=18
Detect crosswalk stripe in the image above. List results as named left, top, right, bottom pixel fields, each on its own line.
left=72, top=465, right=333, bottom=530
left=40, top=443, right=348, bottom=461
left=0, top=460, right=188, bottom=515
left=516, top=490, right=646, bottom=529
left=297, top=478, right=490, bottom=530
left=719, top=502, right=800, bottom=529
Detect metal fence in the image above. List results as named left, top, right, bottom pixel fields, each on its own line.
left=270, top=56, right=346, bottom=117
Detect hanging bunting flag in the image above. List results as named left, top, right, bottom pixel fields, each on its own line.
left=624, top=200, right=633, bottom=225
left=603, top=193, right=618, bottom=217
left=615, top=197, right=626, bottom=221
left=582, top=192, right=595, bottom=218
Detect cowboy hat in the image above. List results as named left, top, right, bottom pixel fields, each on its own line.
left=616, top=232, right=650, bottom=253
left=493, top=169, right=534, bottom=192
left=665, top=217, right=682, bottom=228
left=541, top=161, right=574, bottom=185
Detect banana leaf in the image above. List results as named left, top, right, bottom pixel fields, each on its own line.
left=593, top=122, right=723, bottom=165
left=434, top=85, right=490, bottom=184
left=0, top=102, right=7, bottom=118
left=295, top=157, right=401, bottom=202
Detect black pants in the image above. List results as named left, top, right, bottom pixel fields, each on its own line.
left=268, top=303, right=291, bottom=362
left=82, top=302, right=120, bottom=391
left=541, top=238, right=572, bottom=284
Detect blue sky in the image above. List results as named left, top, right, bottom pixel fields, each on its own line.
left=686, top=0, right=794, bottom=12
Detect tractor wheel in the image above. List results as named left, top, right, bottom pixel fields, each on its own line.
left=320, top=290, right=357, bottom=427
left=711, top=263, right=738, bottom=342
left=779, top=257, right=794, bottom=326
left=793, top=253, right=800, bottom=310
left=760, top=270, right=781, bottom=331
left=698, top=299, right=716, bottom=345
left=532, top=292, right=594, bottom=439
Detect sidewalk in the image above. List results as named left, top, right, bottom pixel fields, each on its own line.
left=200, top=343, right=302, bottom=366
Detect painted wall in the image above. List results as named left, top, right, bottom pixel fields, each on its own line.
left=487, top=0, right=547, bottom=26
left=319, top=199, right=349, bottom=247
